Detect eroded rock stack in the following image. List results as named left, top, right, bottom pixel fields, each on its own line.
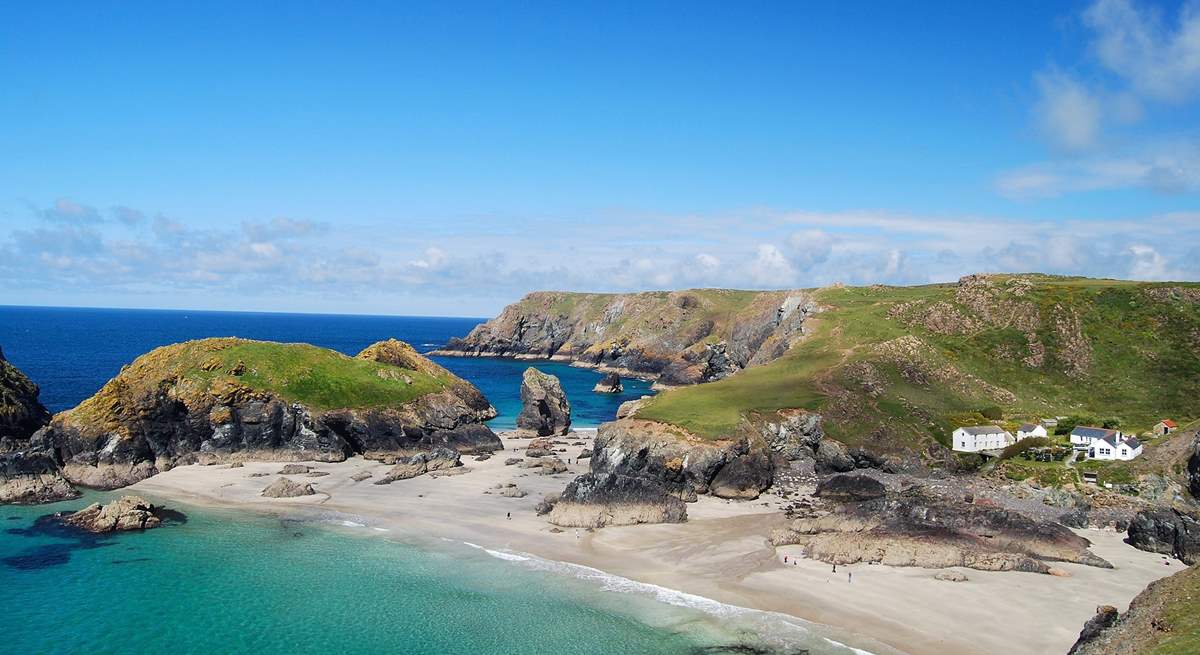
left=516, top=368, right=571, bottom=436
left=61, top=495, right=166, bottom=532
left=0, top=346, right=74, bottom=504
left=592, top=372, right=623, bottom=393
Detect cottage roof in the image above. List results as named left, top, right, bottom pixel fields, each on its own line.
left=958, top=425, right=1006, bottom=435
left=1018, top=423, right=1039, bottom=432
left=1160, top=419, right=1178, bottom=428
left=1122, top=437, right=1142, bottom=450
left=1071, top=426, right=1118, bottom=440
left=1094, top=436, right=1118, bottom=449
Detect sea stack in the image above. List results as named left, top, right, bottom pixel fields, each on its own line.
left=516, top=367, right=571, bottom=436
left=0, top=346, right=75, bottom=504
left=592, top=372, right=623, bottom=393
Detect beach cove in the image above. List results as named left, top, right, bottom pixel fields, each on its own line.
left=123, top=431, right=1175, bottom=655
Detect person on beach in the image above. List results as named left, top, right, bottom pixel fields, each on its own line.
left=832, top=564, right=836, bottom=573
left=506, top=512, right=510, bottom=520
left=784, top=555, right=788, bottom=563
left=848, top=572, right=852, bottom=583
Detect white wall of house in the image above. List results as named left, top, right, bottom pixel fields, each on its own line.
left=1017, top=425, right=1048, bottom=440
left=952, top=428, right=1014, bottom=452
left=1088, top=440, right=1142, bottom=461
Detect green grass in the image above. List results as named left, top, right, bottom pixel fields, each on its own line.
left=72, top=338, right=455, bottom=424
left=1154, top=566, right=1200, bottom=654
left=999, top=459, right=1078, bottom=486
left=635, top=276, right=1200, bottom=452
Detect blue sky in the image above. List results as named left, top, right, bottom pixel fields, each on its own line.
left=1, top=0, right=1197, bottom=316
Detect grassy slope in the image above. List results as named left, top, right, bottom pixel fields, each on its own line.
left=638, top=276, right=1200, bottom=452
left=71, top=338, right=453, bottom=424
left=508, top=288, right=791, bottom=351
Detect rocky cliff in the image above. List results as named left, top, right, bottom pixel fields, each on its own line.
left=434, top=289, right=817, bottom=385
left=0, top=345, right=51, bottom=441
left=1, top=338, right=502, bottom=500
left=548, top=411, right=824, bottom=527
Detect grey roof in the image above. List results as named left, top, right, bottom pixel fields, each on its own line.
left=1122, top=437, right=1142, bottom=450
left=958, top=425, right=1007, bottom=435
left=1071, top=426, right=1118, bottom=439
left=1018, top=423, right=1040, bottom=432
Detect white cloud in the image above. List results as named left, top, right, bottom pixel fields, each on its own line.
left=1084, top=0, right=1200, bottom=103
left=1034, top=70, right=1103, bottom=151
left=747, top=244, right=796, bottom=286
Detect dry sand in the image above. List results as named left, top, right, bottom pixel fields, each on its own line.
left=131, top=431, right=1178, bottom=655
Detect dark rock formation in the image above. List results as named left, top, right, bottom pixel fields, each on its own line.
left=592, top=372, right=623, bottom=393
left=0, top=449, right=79, bottom=504
left=548, top=472, right=687, bottom=528
left=1188, top=432, right=1200, bottom=499
left=1126, top=507, right=1200, bottom=564
left=0, top=345, right=51, bottom=441
left=549, top=413, right=826, bottom=526
left=771, top=487, right=1111, bottom=573
left=1, top=338, right=503, bottom=501
left=433, top=289, right=816, bottom=384
left=814, top=474, right=887, bottom=502
left=1068, top=606, right=1119, bottom=655
left=815, top=439, right=855, bottom=473
left=516, top=368, right=571, bottom=436
left=61, top=495, right=166, bottom=532
left=261, top=477, right=316, bottom=497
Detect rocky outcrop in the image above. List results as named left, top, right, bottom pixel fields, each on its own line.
left=592, top=372, right=623, bottom=393
left=0, top=449, right=79, bottom=504
left=373, top=447, right=461, bottom=484
left=61, top=495, right=166, bottom=532
left=771, top=487, right=1112, bottom=573
left=547, top=472, right=687, bottom=528
left=814, top=474, right=887, bottom=502
left=1068, top=606, right=1119, bottom=655
left=434, top=289, right=817, bottom=384
left=261, top=477, right=316, bottom=497
left=1126, top=507, right=1200, bottom=564
left=0, top=345, right=51, bottom=441
left=516, top=368, right=571, bottom=436
left=548, top=413, right=825, bottom=526
left=1188, top=432, right=1200, bottom=499
left=1, top=338, right=503, bottom=501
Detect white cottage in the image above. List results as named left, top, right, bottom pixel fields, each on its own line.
left=1016, top=423, right=1048, bottom=440
left=952, top=425, right=1015, bottom=452
left=1070, top=426, right=1123, bottom=450
left=1088, top=435, right=1143, bottom=461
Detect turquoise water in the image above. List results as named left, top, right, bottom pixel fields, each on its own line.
left=0, top=493, right=875, bottom=655
left=0, top=305, right=654, bottom=429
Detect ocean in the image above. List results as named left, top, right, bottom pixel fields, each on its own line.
left=0, top=306, right=868, bottom=655
left=0, top=305, right=654, bottom=429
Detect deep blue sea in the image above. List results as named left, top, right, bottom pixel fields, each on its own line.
left=0, top=305, right=653, bottom=429
left=0, top=306, right=869, bottom=655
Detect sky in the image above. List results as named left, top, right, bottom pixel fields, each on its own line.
left=0, top=0, right=1197, bottom=317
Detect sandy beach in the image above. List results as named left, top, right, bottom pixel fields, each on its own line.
left=131, top=431, right=1178, bottom=655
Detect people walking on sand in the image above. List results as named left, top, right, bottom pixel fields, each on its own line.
left=783, top=555, right=788, bottom=563
left=506, top=512, right=511, bottom=520
left=832, top=563, right=836, bottom=573
left=848, top=572, right=852, bottom=583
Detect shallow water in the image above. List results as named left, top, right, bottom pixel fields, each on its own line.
left=0, top=493, right=869, bottom=655
left=0, top=305, right=653, bottom=429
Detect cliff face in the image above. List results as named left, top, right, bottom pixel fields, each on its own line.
left=0, top=345, right=51, bottom=441
left=2, top=338, right=501, bottom=498
left=547, top=411, right=824, bottom=527
left=435, top=289, right=817, bottom=384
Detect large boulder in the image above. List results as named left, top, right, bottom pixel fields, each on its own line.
left=516, top=368, right=571, bottom=436
left=2, top=338, right=502, bottom=499
left=1126, top=507, right=1200, bottom=564
left=374, top=447, right=461, bottom=484
left=815, top=439, right=855, bottom=473
left=815, top=474, right=887, bottom=502
left=0, top=346, right=51, bottom=440
left=61, top=495, right=165, bottom=532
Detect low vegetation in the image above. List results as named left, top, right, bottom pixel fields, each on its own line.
left=638, top=275, right=1200, bottom=458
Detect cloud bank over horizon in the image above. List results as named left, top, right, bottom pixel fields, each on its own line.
left=1, top=198, right=1193, bottom=316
